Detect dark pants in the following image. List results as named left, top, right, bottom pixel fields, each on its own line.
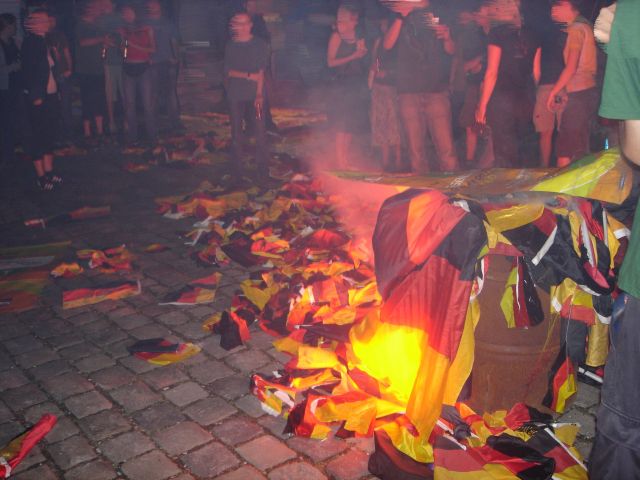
left=123, top=64, right=157, bottom=143
left=589, top=294, right=640, bottom=479
left=398, top=91, right=459, bottom=173
left=56, top=75, right=73, bottom=141
left=229, top=98, right=267, bottom=170
left=0, top=89, right=16, bottom=163
left=77, top=73, right=106, bottom=120
left=150, top=61, right=180, bottom=127
left=556, top=88, right=598, bottom=161
left=487, top=90, right=535, bottom=168
left=27, top=94, right=60, bottom=159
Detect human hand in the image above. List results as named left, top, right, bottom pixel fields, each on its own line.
left=354, top=39, right=368, bottom=59
left=475, top=104, right=486, bottom=125
left=594, top=3, right=616, bottom=44
left=433, top=24, right=450, bottom=41
left=464, top=58, right=482, bottom=74
left=33, top=98, right=43, bottom=106
left=63, top=70, right=72, bottom=78
left=383, top=1, right=417, bottom=18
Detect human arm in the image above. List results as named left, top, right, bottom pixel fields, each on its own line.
left=383, top=3, right=414, bottom=50
left=126, top=26, right=155, bottom=54
left=63, top=46, right=72, bottom=77
left=546, top=42, right=580, bottom=111
left=434, top=25, right=455, bottom=55
left=327, top=32, right=366, bottom=68
left=475, top=43, right=501, bottom=124
left=620, top=120, right=640, bottom=165
left=533, top=46, right=541, bottom=85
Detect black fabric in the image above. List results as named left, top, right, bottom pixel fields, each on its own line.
left=487, top=434, right=556, bottom=480
left=368, top=429, right=434, bottom=479
left=538, top=24, right=566, bottom=86
left=77, top=73, right=106, bottom=120
left=27, top=94, right=59, bottom=159
left=123, top=62, right=149, bottom=77
left=224, top=36, right=269, bottom=102
left=395, top=9, right=452, bottom=94
left=488, top=24, right=538, bottom=94
left=21, top=34, right=51, bottom=104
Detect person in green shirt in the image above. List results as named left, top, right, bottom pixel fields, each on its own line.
left=589, top=2, right=640, bottom=478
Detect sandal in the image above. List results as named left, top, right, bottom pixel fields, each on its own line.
left=46, top=172, right=63, bottom=184
left=37, top=176, right=54, bottom=191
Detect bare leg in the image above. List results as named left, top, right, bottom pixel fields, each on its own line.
left=557, top=156, right=571, bottom=168
left=95, top=116, right=104, bottom=136
left=381, top=145, right=390, bottom=171
left=336, top=132, right=348, bottom=169
left=393, top=144, right=401, bottom=170
left=33, top=159, right=45, bottom=177
left=83, top=120, right=92, bottom=138
left=539, top=129, right=553, bottom=167
left=43, top=153, right=53, bottom=172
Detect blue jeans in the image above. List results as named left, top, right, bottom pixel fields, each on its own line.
left=399, top=91, right=459, bottom=173
left=123, top=64, right=157, bottom=143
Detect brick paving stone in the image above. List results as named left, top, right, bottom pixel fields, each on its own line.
left=268, top=462, right=328, bottom=480
left=183, top=397, right=237, bottom=426
left=187, top=359, right=233, bottom=385
left=74, top=353, right=117, bottom=373
left=78, top=318, right=112, bottom=336
left=257, top=414, right=289, bottom=440
left=1, top=384, right=48, bottom=412
left=287, top=436, right=349, bottom=462
left=121, top=450, right=181, bottom=480
left=346, top=437, right=375, bottom=454
left=79, top=410, right=132, bottom=441
left=12, top=464, right=59, bottom=480
left=11, top=445, right=45, bottom=474
left=48, top=434, right=97, bottom=470
left=30, top=319, right=70, bottom=340
left=224, top=349, right=271, bottom=373
left=58, top=342, right=101, bottom=361
left=234, top=394, right=265, bottom=418
left=132, top=402, right=186, bottom=432
left=104, top=339, right=133, bottom=359
left=0, top=368, right=29, bottom=391
left=91, top=365, right=136, bottom=390
left=575, top=438, right=593, bottom=460
left=558, top=409, right=596, bottom=439
left=47, top=333, right=84, bottom=350
left=41, top=372, right=94, bottom=400
left=266, top=348, right=290, bottom=365
left=212, top=416, right=263, bottom=446
left=0, top=322, right=28, bottom=342
left=28, top=360, right=72, bottom=381
left=44, top=416, right=82, bottom=444
left=155, top=421, right=213, bottom=456
left=171, top=322, right=210, bottom=341
left=65, top=313, right=99, bottom=326
left=110, top=382, right=162, bottom=412
left=129, top=324, right=173, bottom=341
left=100, top=430, right=156, bottom=464
left=0, top=352, right=13, bottom=371
left=119, top=355, right=160, bottom=374
left=169, top=475, right=196, bottom=480
left=218, top=465, right=266, bottom=480
left=2, top=335, right=43, bottom=355
left=236, top=435, right=297, bottom=470
left=0, top=402, right=13, bottom=423
left=0, top=421, right=24, bottom=445
left=574, top=383, right=600, bottom=410
left=246, top=330, right=276, bottom=350
left=141, top=366, right=189, bottom=390
left=200, top=337, right=243, bottom=359
left=111, top=313, right=152, bottom=331
left=86, top=326, right=129, bottom=346
left=107, top=306, right=137, bottom=320
left=157, top=311, right=190, bottom=327
left=64, top=459, right=118, bottom=480
left=15, top=348, right=59, bottom=368
left=180, top=442, right=240, bottom=478
left=210, top=376, right=250, bottom=400
left=139, top=305, right=165, bottom=318
left=325, top=450, right=371, bottom=480
left=163, top=382, right=208, bottom=407
left=64, top=390, right=113, bottom=418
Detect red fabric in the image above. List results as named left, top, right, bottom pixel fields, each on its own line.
left=122, top=26, right=153, bottom=63
left=0, top=414, right=57, bottom=476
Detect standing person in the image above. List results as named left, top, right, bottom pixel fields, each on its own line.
left=99, top=0, right=125, bottom=135
left=475, top=0, right=540, bottom=168
left=546, top=0, right=598, bottom=168
left=119, top=4, right=156, bottom=146
left=368, top=14, right=401, bottom=173
left=0, top=13, right=21, bottom=165
left=384, top=0, right=459, bottom=174
left=589, top=2, right=640, bottom=477
left=532, top=16, right=566, bottom=167
left=75, top=0, right=108, bottom=140
left=46, top=13, right=73, bottom=144
left=326, top=3, right=369, bottom=170
left=22, top=9, right=62, bottom=190
left=224, top=11, right=269, bottom=176
left=146, top=0, right=181, bottom=132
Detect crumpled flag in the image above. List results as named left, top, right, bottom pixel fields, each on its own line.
left=144, top=244, right=169, bottom=253
left=128, top=338, right=201, bottom=365
left=0, top=414, right=57, bottom=478
left=159, top=272, right=221, bottom=306
left=63, top=281, right=141, bottom=309
left=50, top=262, right=84, bottom=278
left=77, top=245, right=133, bottom=272
left=24, top=206, right=111, bottom=229
left=0, top=270, right=49, bottom=314
left=123, top=162, right=150, bottom=172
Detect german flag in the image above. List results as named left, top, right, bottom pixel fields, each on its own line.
left=62, top=281, right=141, bottom=309
left=128, top=338, right=201, bottom=365
left=0, top=414, right=57, bottom=477
left=542, top=343, right=577, bottom=413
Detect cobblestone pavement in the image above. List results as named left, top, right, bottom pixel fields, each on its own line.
left=0, top=132, right=599, bottom=479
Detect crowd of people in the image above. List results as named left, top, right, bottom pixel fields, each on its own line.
left=0, top=0, right=180, bottom=190
left=322, top=0, right=603, bottom=173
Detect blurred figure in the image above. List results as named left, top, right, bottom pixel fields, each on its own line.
left=475, top=0, right=540, bottom=168
left=384, top=0, right=458, bottom=173
left=326, top=3, right=369, bottom=170
left=22, top=9, right=62, bottom=190
left=547, top=0, right=597, bottom=167
left=146, top=0, right=181, bottom=131
left=119, top=4, right=157, bottom=145
left=46, top=12, right=73, bottom=144
left=455, top=3, right=493, bottom=168
left=368, top=14, right=401, bottom=173
left=0, top=13, right=22, bottom=165
left=98, top=0, right=125, bottom=135
left=76, top=0, right=108, bottom=140
left=224, top=11, right=269, bottom=175
left=532, top=11, right=566, bottom=167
